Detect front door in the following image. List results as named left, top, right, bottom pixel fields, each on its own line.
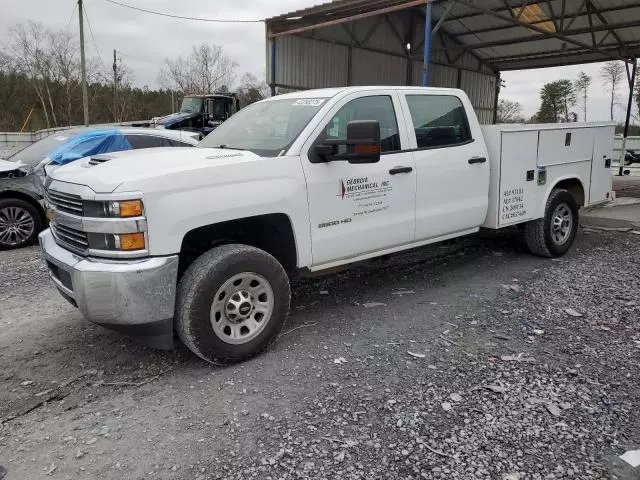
left=300, top=91, right=416, bottom=267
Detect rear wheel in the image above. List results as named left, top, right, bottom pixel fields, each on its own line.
left=175, top=244, right=290, bottom=364
left=524, top=188, right=579, bottom=258
left=0, top=198, right=42, bottom=250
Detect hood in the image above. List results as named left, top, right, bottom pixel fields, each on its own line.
left=49, top=147, right=259, bottom=193
left=0, top=159, right=29, bottom=177
left=152, top=111, right=199, bottom=127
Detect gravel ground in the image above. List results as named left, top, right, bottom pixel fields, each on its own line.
left=613, top=172, right=640, bottom=198
left=0, top=227, right=639, bottom=480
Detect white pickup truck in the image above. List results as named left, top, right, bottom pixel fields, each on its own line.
left=39, top=86, right=614, bottom=364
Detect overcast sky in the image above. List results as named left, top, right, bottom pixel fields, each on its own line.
left=1, top=0, right=637, bottom=123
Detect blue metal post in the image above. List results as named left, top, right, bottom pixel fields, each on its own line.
left=422, top=0, right=433, bottom=87
left=270, top=38, right=277, bottom=96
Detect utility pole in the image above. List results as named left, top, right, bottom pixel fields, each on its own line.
left=619, top=58, right=637, bottom=176
left=78, top=0, right=89, bottom=126
left=113, top=49, right=118, bottom=122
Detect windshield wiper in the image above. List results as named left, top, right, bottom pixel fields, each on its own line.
left=216, top=145, right=243, bottom=150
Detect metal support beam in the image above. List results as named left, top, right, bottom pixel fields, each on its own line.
left=619, top=59, right=637, bottom=176
left=270, top=38, right=276, bottom=96
left=544, top=0, right=559, bottom=32
left=347, top=46, right=353, bottom=86
left=588, top=0, right=627, bottom=55
left=493, top=72, right=501, bottom=124
left=423, top=0, right=433, bottom=87
left=384, top=14, right=409, bottom=54
left=449, top=0, right=628, bottom=63
left=269, top=0, right=426, bottom=38
left=564, top=0, right=588, bottom=31
left=340, top=23, right=361, bottom=47
left=434, top=20, right=640, bottom=54
left=432, top=0, right=454, bottom=35
left=488, top=41, right=640, bottom=64
left=515, top=1, right=529, bottom=20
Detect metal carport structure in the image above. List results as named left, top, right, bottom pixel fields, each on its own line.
left=265, top=0, right=640, bottom=174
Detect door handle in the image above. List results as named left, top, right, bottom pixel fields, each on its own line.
left=389, top=166, right=413, bottom=175
left=468, top=157, right=487, bottom=164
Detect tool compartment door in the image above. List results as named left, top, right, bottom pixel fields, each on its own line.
left=588, top=126, right=614, bottom=205
left=498, top=130, right=538, bottom=226
left=537, top=128, right=594, bottom=167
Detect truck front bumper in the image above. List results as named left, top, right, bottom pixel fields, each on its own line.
left=39, top=229, right=179, bottom=349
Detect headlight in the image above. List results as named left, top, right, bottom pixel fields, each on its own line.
left=87, top=232, right=146, bottom=251
left=84, top=199, right=144, bottom=218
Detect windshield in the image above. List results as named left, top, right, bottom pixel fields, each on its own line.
left=7, top=132, right=77, bottom=167
left=198, top=98, right=326, bottom=157
left=180, top=97, right=204, bottom=114
left=209, top=99, right=229, bottom=121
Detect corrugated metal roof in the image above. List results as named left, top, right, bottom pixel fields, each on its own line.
left=266, top=0, right=640, bottom=70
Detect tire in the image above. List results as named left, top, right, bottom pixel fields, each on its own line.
left=524, top=188, right=579, bottom=258
left=175, top=244, right=291, bottom=364
left=0, top=198, right=42, bottom=250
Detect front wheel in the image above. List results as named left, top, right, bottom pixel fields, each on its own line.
left=175, top=244, right=291, bottom=364
left=0, top=198, right=42, bottom=250
left=524, top=188, right=579, bottom=258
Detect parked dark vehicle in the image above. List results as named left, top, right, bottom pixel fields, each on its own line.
left=625, top=149, right=640, bottom=165
left=147, top=93, right=241, bottom=137
left=0, top=128, right=198, bottom=250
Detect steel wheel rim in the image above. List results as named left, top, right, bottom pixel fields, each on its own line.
left=550, top=203, right=572, bottom=246
left=0, top=206, right=35, bottom=246
left=210, top=272, right=274, bottom=345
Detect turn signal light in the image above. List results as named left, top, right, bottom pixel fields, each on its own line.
left=119, top=233, right=145, bottom=250
left=354, top=144, right=381, bottom=154
left=118, top=200, right=143, bottom=218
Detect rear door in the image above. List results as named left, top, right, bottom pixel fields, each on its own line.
left=399, top=92, right=490, bottom=241
left=300, top=91, right=416, bottom=266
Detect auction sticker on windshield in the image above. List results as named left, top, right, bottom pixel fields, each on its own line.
left=293, top=99, right=324, bottom=107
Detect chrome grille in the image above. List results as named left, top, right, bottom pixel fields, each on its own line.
left=50, top=223, right=88, bottom=254
left=46, top=189, right=83, bottom=215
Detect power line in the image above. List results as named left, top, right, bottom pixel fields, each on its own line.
left=82, top=3, right=108, bottom=71
left=65, top=3, right=78, bottom=31
left=100, top=0, right=263, bottom=23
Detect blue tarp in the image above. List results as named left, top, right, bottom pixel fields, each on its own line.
left=48, top=129, right=132, bottom=165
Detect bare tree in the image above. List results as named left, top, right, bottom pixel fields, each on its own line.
left=7, top=22, right=55, bottom=127
left=48, top=30, right=82, bottom=126
left=497, top=98, right=523, bottom=123
left=0, top=51, right=12, bottom=72
left=108, top=54, right=134, bottom=122
left=574, top=71, right=591, bottom=122
left=159, top=43, right=237, bottom=94
left=159, top=56, right=190, bottom=93
left=600, top=61, right=625, bottom=121
left=237, top=72, right=269, bottom=106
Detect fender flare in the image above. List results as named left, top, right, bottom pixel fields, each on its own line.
left=542, top=176, right=586, bottom=208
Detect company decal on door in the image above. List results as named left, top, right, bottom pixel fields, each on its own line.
left=338, top=176, right=392, bottom=216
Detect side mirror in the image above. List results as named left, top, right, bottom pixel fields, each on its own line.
left=313, top=120, right=381, bottom=164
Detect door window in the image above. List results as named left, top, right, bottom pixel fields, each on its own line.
left=320, top=95, right=400, bottom=153
left=405, top=95, right=472, bottom=149
left=126, top=135, right=170, bottom=149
